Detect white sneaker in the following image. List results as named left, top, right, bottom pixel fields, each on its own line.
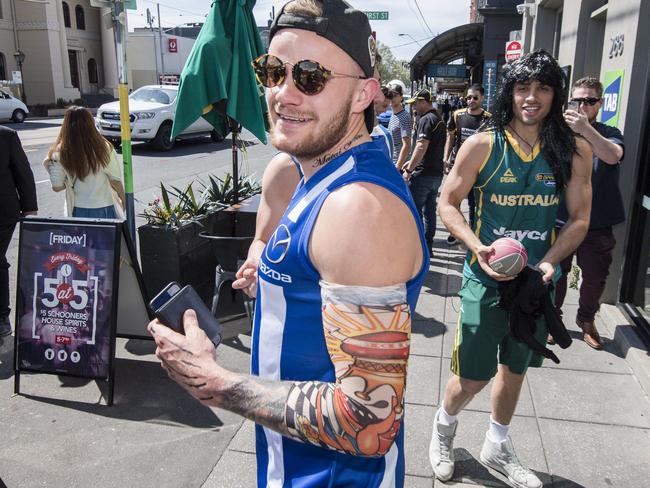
left=429, top=410, right=457, bottom=481
left=480, top=434, right=542, bottom=488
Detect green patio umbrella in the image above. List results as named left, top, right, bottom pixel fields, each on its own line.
left=172, top=0, right=268, bottom=203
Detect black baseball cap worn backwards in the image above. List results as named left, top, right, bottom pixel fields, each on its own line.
left=269, top=0, right=376, bottom=78
left=269, top=0, right=377, bottom=132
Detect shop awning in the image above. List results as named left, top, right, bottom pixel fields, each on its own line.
left=409, top=23, right=484, bottom=81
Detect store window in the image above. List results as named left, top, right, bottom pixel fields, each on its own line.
left=0, top=53, right=6, bottom=81
left=62, top=2, right=71, bottom=28
left=75, top=5, right=85, bottom=30
left=88, top=58, right=98, bottom=84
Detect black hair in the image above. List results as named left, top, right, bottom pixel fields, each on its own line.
left=482, top=50, right=576, bottom=192
left=468, top=83, right=485, bottom=95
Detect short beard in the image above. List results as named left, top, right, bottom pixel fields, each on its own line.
left=270, top=96, right=352, bottom=160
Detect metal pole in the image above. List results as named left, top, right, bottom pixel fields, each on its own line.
left=147, top=8, right=160, bottom=82
left=157, top=3, right=166, bottom=77
left=17, top=59, right=26, bottom=104
left=112, top=0, right=136, bottom=241
left=231, top=118, right=239, bottom=204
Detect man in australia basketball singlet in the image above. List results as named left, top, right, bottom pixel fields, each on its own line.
left=433, top=51, right=592, bottom=487
left=148, top=1, right=428, bottom=487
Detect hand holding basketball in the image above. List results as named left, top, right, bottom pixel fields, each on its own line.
left=487, top=238, right=528, bottom=277
left=474, top=243, right=516, bottom=281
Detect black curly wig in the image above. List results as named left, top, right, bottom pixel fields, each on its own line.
left=482, top=50, right=576, bottom=192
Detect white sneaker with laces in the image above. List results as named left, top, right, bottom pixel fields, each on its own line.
left=480, top=434, right=542, bottom=488
left=429, top=411, right=457, bottom=481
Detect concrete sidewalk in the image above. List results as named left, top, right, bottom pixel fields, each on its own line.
left=1, top=229, right=649, bottom=488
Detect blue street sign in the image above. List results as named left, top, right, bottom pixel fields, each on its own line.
left=483, top=60, right=497, bottom=111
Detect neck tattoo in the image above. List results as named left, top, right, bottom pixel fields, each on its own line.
left=312, top=133, right=364, bottom=168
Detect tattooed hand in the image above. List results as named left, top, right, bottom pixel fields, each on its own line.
left=148, top=310, right=229, bottom=407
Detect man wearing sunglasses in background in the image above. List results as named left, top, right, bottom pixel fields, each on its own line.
left=148, top=1, right=428, bottom=487
left=443, top=84, right=491, bottom=245
left=553, top=77, right=625, bottom=350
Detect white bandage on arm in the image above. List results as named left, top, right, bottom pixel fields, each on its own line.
left=319, top=280, right=407, bottom=307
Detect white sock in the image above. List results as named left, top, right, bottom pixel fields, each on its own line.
left=487, top=416, right=510, bottom=443
left=437, top=406, right=457, bottom=426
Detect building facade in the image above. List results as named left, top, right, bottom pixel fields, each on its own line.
left=0, top=1, right=199, bottom=106
left=518, top=0, right=650, bottom=340
left=0, top=0, right=118, bottom=104
left=128, top=29, right=195, bottom=88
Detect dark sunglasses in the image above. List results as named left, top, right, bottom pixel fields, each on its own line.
left=466, top=95, right=480, bottom=101
left=570, top=97, right=601, bottom=106
left=252, top=53, right=367, bottom=95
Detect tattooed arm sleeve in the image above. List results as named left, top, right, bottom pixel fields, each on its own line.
left=284, top=281, right=410, bottom=457
left=214, top=282, right=410, bottom=457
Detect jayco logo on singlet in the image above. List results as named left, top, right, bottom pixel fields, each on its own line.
left=265, top=224, right=291, bottom=264
left=493, top=226, right=548, bottom=241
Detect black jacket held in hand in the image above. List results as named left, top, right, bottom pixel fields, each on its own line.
left=497, top=266, right=571, bottom=364
left=0, top=126, right=37, bottom=225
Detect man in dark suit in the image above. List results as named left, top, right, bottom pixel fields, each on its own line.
left=0, top=126, right=37, bottom=336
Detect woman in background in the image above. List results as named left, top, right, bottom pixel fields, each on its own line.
left=45, top=106, right=125, bottom=218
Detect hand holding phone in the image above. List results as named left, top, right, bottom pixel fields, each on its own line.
left=567, top=100, right=580, bottom=112
left=149, top=282, right=222, bottom=347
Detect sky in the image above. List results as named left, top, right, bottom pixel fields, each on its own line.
left=126, top=0, right=471, bottom=62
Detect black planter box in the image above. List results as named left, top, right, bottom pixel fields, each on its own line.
left=139, top=214, right=217, bottom=304
left=138, top=196, right=259, bottom=306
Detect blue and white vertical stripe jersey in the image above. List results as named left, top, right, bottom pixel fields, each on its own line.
left=387, top=109, right=412, bottom=163
left=251, top=142, right=429, bottom=488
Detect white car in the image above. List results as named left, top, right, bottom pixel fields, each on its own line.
left=95, top=85, right=224, bottom=151
left=0, top=90, right=29, bottom=123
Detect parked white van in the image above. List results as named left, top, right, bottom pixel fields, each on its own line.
left=0, top=90, right=29, bottom=123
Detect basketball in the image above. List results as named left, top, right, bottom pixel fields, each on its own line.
left=487, top=237, right=528, bottom=276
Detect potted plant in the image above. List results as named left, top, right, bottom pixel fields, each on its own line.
left=138, top=182, right=216, bottom=303
left=137, top=174, right=261, bottom=304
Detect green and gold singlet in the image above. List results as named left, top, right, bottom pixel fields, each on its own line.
left=464, top=129, right=563, bottom=286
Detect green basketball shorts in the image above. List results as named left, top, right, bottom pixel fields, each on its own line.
left=450, top=277, right=548, bottom=381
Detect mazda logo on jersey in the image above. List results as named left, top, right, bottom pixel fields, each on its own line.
left=265, top=224, right=291, bottom=264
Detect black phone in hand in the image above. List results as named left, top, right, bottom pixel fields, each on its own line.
left=149, top=282, right=222, bottom=347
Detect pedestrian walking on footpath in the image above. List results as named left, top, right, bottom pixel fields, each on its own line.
left=443, top=84, right=491, bottom=244
left=149, top=1, right=428, bottom=487
left=44, top=106, right=125, bottom=219
left=434, top=50, right=593, bottom=487
left=553, top=77, right=626, bottom=350
left=402, top=88, right=447, bottom=252
left=387, top=79, right=413, bottom=170
left=0, top=125, right=38, bottom=337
